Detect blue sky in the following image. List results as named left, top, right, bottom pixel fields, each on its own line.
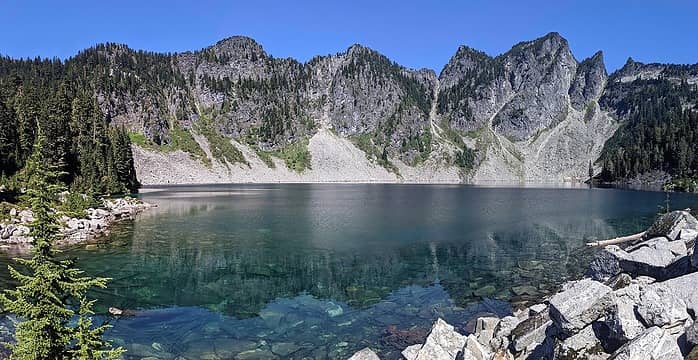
left=0, top=0, right=696, bottom=73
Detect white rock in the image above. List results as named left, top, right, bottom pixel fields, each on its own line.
left=528, top=304, right=547, bottom=316
left=415, top=318, right=467, bottom=360
left=465, top=335, right=491, bottom=360
left=637, top=286, right=689, bottom=331
left=554, top=324, right=609, bottom=360
left=666, top=240, right=687, bottom=257
left=475, top=316, right=499, bottom=346
left=609, top=326, right=682, bottom=360
left=631, top=276, right=656, bottom=285
left=347, top=347, right=380, bottom=360
left=650, top=272, right=698, bottom=314
left=606, top=284, right=646, bottom=343
left=549, top=279, right=614, bottom=335
left=401, top=344, right=421, bottom=360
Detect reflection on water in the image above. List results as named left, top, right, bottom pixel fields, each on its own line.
left=1, top=184, right=697, bottom=359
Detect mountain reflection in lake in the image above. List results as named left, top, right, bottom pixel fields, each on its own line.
left=1, top=184, right=696, bottom=359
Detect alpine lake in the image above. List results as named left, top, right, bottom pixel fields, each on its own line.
left=1, top=184, right=698, bottom=359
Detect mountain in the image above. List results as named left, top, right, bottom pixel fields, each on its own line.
left=0, top=33, right=696, bottom=187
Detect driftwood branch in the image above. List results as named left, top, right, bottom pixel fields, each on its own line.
left=585, top=231, right=646, bottom=247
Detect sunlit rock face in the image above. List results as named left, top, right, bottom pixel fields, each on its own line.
left=33, top=33, right=695, bottom=184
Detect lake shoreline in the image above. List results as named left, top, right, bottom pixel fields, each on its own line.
left=0, top=197, right=155, bottom=253
left=351, top=210, right=698, bottom=359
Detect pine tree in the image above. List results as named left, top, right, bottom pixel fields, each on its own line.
left=0, top=134, right=124, bottom=360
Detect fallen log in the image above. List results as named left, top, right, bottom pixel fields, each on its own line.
left=585, top=231, right=646, bottom=247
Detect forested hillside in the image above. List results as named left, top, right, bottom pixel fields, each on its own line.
left=598, top=60, right=698, bottom=189
left=0, top=55, right=139, bottom=195
left=0, top=35, right=697, bottom=189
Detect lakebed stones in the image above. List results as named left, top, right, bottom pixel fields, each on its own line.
left=549, top=279, right=614, bottom=336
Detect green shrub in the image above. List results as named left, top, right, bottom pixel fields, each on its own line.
left=278, top=138, right=311, bottom=173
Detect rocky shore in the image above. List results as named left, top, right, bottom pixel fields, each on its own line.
left=0, top=197, right=155, bottom=250
left=349, top=210, right=698, bottom=359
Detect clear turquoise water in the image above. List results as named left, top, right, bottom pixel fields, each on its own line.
left=1, top=184, right=697, bottom=359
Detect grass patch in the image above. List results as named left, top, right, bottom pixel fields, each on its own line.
left=252, top=145, right=277, bottom=169
left=439, top=120, right=477, bottom=171
left=128, top=133, right=150, bottom=147
left=129, top=124, right=210, bottom=166
left=195, top=118, right=248, bottom=167
left=277, top=138, right=311, bottom=173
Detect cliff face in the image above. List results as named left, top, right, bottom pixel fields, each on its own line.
left=437, top=32, right=617, bottom=182
left=23, top=33, right=695, bottom=184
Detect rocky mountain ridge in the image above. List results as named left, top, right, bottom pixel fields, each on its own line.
left=4, top=32, right=696, bottom=185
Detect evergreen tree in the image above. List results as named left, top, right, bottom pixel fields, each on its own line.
left=0, top=135, right=124, bottom=360
left=0, top=96, right=18, bottom=174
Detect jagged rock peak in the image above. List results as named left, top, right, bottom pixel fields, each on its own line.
left=569, top=50, right=608, bottom=110
left=506, top=32, right=572, bottom=58
left=439, top=45, right=492, bottom=87
left=344, top=43, right=383, bottom=58
left=208, top=35, right=267, bottom=59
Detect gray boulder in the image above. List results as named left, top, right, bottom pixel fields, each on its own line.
left=402, top=344, right=421, bottom=360
left=347, top=347, right=380, bottom=360
left=649, top=272, right=698, bottom=314
left=605, top=273, right=632, bottom=290
left=686, top=321, right=698, bottom=347
left=636, top=286, right=689, bottom=331
left=549, top=279, right=614, bottom=335
left=555, top=324, right=610, bottom=360
left=414, top=318, right=467, bottom=360
left=605, top=284, right=646, bottom=343
left=587, top=239, right=690, bottom=281
left=474, top=316, right=499, bottom=347
left=510, top=310, right=554, bottom=353
left=490, top=315, right=526, bottom=351
left=465, top=335, right=490, bottom=360
left=646, top=210, right=698, bottom=241
left=587, top=245, right=625, bottom=281
left=609, top=326, right=682, bottom=359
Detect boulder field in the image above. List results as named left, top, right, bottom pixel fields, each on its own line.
left=0, top=197, right=155, bottom=250
left=349, top=210, right=698, bottom=359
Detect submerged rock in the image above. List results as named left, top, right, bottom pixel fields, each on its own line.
left=549, top=279, right=614, bottom=335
